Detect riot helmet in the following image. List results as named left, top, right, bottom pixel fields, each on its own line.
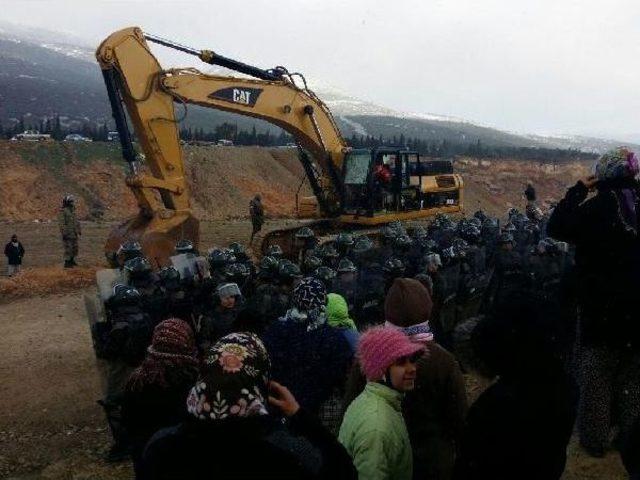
left=337, top=258, right=358, bottom=273
left=411, top=226, right=428, bottom=239
left=157, top=266, right=181, bottom=290
left=265, top=244, right=284, bottom=259
left=124, top=256, right=152, bottom=278
left=112, top=283, right=142, bottom=306
left=352, top=236, right=374, bottom=255
left=335, top=232, right=354, bottom=249
left=295, top=226, right=315, bottom=239
left=497, top=232, right=515, bottom=246
left=224, top=262, right=251, bottom=283
left=258, top=255, right=279, bottom=278
left=228, top=242, right=249, bottom=262
left=278, top=261, right=302, bottom=283
left=394, top=234, right=413, bottom=252
left=117, top=240, right=143, bottom=265
left=208, top=248, right=236, bottom=269
left=382, top=257, right=405, bottom=277
left=380, top=226, right=397, bottom=245
left=319, top=244, right=339, bottom=262
left=313, top=266, right=337, bottom=287
left=303, top=255, right=323, bottom=274
left=175, top=239, right=196, bottom=255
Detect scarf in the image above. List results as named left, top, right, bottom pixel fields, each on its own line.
left=326, top=293, right=357, bottom=331
left=385, top=320, right=434, bottom=344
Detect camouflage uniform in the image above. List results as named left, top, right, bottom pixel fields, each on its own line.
left=58, top=205, right=81, bottom=264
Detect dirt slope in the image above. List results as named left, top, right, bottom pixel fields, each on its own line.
left=0, top=141, right=592, bottom=225
left=0, top=141, right=309, bottom=222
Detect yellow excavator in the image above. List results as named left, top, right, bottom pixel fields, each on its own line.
left=96, top=27, right=463, bottom=264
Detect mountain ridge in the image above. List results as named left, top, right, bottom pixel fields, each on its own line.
left=1, top=22, right=636, bottom=154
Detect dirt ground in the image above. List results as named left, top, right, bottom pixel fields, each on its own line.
left=0, top=214, right=626, bottom=478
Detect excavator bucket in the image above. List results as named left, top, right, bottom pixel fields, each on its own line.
left=104, top=212, right=199, bottom=269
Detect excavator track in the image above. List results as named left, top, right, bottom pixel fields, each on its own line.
left=259, top=217, right=460, bottom=260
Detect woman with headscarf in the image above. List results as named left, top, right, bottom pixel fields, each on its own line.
left=548, top=147, right=640, bottom=457
left=262, top=277, right=354, bottom=415
left=139, top=332, right=356, bottom=480
left=121, top=318, right=200, bottom=473
left=326, top=293, right=359, bottom=353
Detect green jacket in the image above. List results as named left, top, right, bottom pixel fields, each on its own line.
left=339, top=382, right=412, bottom=480
left=58, top=207, right=81, bottom=238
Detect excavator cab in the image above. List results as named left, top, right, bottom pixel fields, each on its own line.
left=339, top=147, right=462, bottom=223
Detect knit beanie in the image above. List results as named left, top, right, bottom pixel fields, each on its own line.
left=358, top=326, right=424, bottom=381
left=384, top=278, right=433, bottom=327
left=150, top=318, right=197, bottom=356
left=292, top=277, right=327, bottom=312
left=126, top=318, right=199, bottom=391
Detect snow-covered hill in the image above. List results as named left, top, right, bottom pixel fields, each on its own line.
left=0, top=21, right=636, bottom=154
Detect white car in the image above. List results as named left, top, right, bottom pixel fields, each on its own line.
left=64, top=134, right=93, bottom=142
left=12, top=130, right=52, bottom=141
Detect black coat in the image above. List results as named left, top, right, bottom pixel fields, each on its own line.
left=139, top=409, right=357, bottom=480
left=547, top=181, right=640, bottom=348
left=454, top=370, right=577, bottom=480
left=4, top=241, right=25, bottom=265
left=121, top=368, right=197, bottom=472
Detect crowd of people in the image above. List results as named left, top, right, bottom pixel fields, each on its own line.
left=69, top=147, right=640, bottom=478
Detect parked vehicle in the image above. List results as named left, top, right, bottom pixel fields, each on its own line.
left=64, top=134, right=93, bottom=142
left=11, top=130, right=52, bottom=141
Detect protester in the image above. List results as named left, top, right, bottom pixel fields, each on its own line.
left=262, top=277, right=354, bottom=415
left=344, top=278, right=467, bottom=480
left=249, top=193, right=264, bottom=244
left=140, top=332, right=356, bottom=480
left=548, top=147, right=640, bottom=457
left=339, top=326, right=424, bottom=480
left=454, top=293, right=577, bottom=480
left=4, top=234, right=25, bottom=276
left=58, top=194, right=81, bottom=268
left=326, top=293, right=359, bottom=352
left=121, top=319, right=199, bottom=473
left=197, top=282, right=242, bottom=351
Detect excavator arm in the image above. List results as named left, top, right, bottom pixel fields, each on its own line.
left=96, top=27, right=348, bottom=264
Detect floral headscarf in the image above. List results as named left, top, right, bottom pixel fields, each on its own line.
left=595, top=147, right=639, bottom=181
left=187, top=332, right=270, bottom=420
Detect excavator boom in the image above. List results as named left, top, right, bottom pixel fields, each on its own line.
left=96, top=27, right=464, bottom=265
left=96, top=27, right=348, bottom=265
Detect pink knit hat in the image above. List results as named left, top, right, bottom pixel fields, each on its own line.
left=358, top=326, right=425, bottom=381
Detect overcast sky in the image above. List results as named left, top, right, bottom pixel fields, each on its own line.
left=2, top=0, right=639, bottom=138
